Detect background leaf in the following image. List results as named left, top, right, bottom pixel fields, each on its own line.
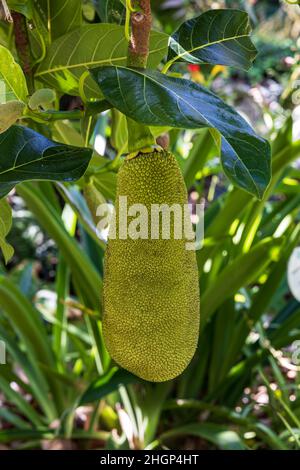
left=7, top=0, right=32, bottom=18
left=95, top=0, right=126, bottom=24
left=0, top=199, right=13, bottom=263
left=93, top=66, right=271, bottom=198
left=200, top=237, right=284, bottom=327
left=80, top=367, right=139, bottom=405
left=0, top=45, right=28, bottom=103
left=167, top=9, right=257, bottom=70
left=160, top=422, right=247, bottom=450
left=0, top=125, right=92, bottom=198
left=33, top=0, right=82, bottom=41
left=17, top=182, right=102, bottom=312
left=35, top=25, right=169, bottom=100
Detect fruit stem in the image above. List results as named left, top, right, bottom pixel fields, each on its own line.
left=127, top=0, right=152, bottom=69
left=126, top=0, right=156, bottom=152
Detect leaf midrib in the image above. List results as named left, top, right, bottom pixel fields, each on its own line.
left=0, top=147, right=86, bottom=177
left=172, top=33, right=253, bottom=62
left=35, top=44, right=166, bottom=77
left=110, top=66, right=261, bottom=196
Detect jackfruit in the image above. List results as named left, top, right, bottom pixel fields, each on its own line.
left=103, top=150, right=200, bottom=382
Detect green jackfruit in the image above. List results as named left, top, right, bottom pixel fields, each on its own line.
left=103, top=151, right=200, bottom=382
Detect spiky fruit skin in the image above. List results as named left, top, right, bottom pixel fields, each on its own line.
left=103, top=151, right=200, bottom=382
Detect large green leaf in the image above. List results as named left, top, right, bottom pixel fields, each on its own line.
left=0, top=125, right=92, bottom=198
left=0, top=199, right=13, bottom=264
left=0, top=45, right=28, bottom=103
left=93, top=66, right=271, bottom=198
left=33, top=0, right=82, bottom=41
left=167, top=9, right=257, bottom=70
left=35, top=25, right=169, bottom=100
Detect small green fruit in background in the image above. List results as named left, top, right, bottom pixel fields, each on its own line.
left=103, top=151, right=200, bottom=382
left=0, top=101, right=24, bottom=134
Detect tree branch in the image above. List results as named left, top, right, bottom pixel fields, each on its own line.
left=12, top=12, right=33, bottom=92
left=126, top=0, right=156, bottom=153
left=127, top=0, right=152, bottom=68
left=0, top=0, right=13, bottom=22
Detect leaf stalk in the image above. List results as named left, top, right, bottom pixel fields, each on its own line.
left=126, top=0, right=156, bottom=153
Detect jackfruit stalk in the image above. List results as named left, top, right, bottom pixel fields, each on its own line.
left=103, top=151, right=200, bottom=382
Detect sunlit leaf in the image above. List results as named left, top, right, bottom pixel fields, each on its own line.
left=80, top=367, right=139, bottom=405
left=35, top=25, right=169, bottom=100
left=0, top=45, right=28, bottom=103
left=0, top=199, right=13, bottom=264
left=167, top=9, right=257, bottom=70
left=33, top=0, right=82, bottom=41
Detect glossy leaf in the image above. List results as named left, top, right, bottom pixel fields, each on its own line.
left=33, top=0, right=82, bottom=41
left=0, top=125, right=92, bottom=198
left=94, top=66, right=271, bottom=198
left=0, top=45, right=28, bottom=103
left=36, top=25, right=169, bottom=100
left=0, top=199, right=13, bottom=263
left=167, top=9, right=257, bottom=70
